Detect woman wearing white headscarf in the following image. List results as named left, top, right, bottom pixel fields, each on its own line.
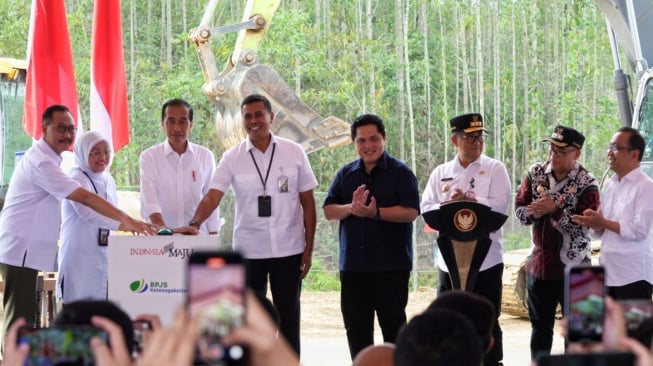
left=57, top=131, right=121, bottom=303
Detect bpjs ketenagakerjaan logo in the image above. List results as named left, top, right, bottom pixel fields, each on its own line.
left=129, top=242, right=196, bottom=259
left=128, top=279, right=187, bottom=294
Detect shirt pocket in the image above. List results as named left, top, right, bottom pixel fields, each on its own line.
left=233, top=173, right=260, bottom=195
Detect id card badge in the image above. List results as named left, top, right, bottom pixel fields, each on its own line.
left=98, top=228, right=110, bottom=246
left=258, top=195, right=272, bottom=217
left=278, top=175, right=289, bottom=193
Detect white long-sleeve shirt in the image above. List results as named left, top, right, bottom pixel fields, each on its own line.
left=599, top=167, right=653, bottom=286
left=57, top=168, right=121, bottom=302
left=421, top=154, right=511, bottom=271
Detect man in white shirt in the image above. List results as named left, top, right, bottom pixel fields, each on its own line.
left=139, top=99, right=220, bottom=235
left=573, top=126, right=653, bottom=300
left=420, top=113, right=511, bottom=366
left=0, top=104, right=154, bottom=350
left=189, top=94, right=317, bottom=355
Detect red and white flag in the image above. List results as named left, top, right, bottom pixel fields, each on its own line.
left=22, top=0, right=80, bottom=140
left=90, top=0, right=129, bottom=152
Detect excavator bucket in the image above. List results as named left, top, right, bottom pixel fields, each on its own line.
left=211, top=61, right=351, bottom=153
left=191, top=0, right=351, bottom=153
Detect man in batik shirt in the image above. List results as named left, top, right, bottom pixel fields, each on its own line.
left=515, top=125, right=600, bottom=361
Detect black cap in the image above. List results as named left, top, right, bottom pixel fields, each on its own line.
left=543, top=125, right=585, bottom=149
left=450, top=113, right=487, bottom=134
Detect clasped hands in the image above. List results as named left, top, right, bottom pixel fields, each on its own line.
left=447, top=188, right=477, bottom=203
left=350, top=185, right=377, bottom=218
left=527, top=193, right=557, bottom=219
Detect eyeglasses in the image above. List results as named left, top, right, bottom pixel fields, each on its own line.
left=549, top=147, right=577, bottom=157
left=55, top=124, right=77, bottom=134
left=607, top=144, right=634, bottom=153
left=459, top=134, right=486, bottom=144
left=89, top=149, right=111, bottom=158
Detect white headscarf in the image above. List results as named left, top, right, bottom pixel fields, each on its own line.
left=73, top=131, right=113, bottom=179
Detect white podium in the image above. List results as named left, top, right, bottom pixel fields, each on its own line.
left=108, top=235, right=218, bottom=326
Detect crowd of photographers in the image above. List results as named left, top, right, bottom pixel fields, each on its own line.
left=3, top=290, right=653, bottom=365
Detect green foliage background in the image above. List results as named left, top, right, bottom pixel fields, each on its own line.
left=0, top=0, right=624, bottom=287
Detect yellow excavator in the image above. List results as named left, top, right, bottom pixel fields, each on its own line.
left=0, top=57, right=27, bottom=192
left=189, top=0, right=351, bottom=153
left=0, top=58, right=26, bottom=81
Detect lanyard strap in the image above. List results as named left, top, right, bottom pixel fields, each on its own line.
left=82, top=171, right=107, bottom=199
left=249, top=143, right=276, bottom=195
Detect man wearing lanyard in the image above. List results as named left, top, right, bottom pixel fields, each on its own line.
left=189, top=94, right=317, bottom=355
left=420, top=113, right=511, bottom=366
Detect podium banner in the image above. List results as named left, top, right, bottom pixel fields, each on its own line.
left=108, top=235, right=218, bottom=325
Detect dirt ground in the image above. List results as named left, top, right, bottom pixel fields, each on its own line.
left=300, top=288, right=564, bottom=366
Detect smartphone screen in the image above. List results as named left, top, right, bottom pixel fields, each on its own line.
left=538, top=352, right=635, bottom=366
left=17, top=325, right=108, bottom=365
left=619, top=299, right=653, bottom=331
left=187, top=251, right=247, bottom=365
left=564, top=265, right=606, bottom=343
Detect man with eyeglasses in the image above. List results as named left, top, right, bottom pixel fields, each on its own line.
left=572, top=127, right=653, bottom=301
left=515, top=125, right=600, bottom=361
left=0, top=104, right=156, bottom=351
left=421, top=112, right=510, bottom=366
left=139, top=99, right=221, bottom=235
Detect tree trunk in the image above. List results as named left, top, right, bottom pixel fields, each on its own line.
left=475, top=2, right=483, bottom=116
left=166, top=0, right=172, bottom=66
left=422, top=0, right=432, bottom=166
left=460, top=4, right=469, bottom=113
left=440, top=3, right=450, bottom=161
left=404, top=0, right=415, bottom=171
left=511, top=2, right=517, bottom=198
left=366, top=0, right=375, bottom=111
left=182, top=0, right=188, bottom=61
left=493, top=1, right=501, bottom=160
left=395, top=0, right=406, bottom=160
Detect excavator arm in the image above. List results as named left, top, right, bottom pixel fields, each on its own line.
left=189, top=0, right=350, bottom=153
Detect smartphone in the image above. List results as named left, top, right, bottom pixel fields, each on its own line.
left=538, top=352, right=635, bottom=366
left=132, top=320, right=153, bottom=356
left=187, top=251, right=248, bottom=365
left=17, top=325, right=108, bottom=365
left=619, top=299, right=653, bottom=331
left=564, top=265, right=606, bottom=343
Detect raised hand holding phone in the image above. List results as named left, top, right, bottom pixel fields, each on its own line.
left=17, top=325, right=108, bottom=365
left=186, top=251, right=248, bottom=365
left=564, top=265, right=606, bottom=344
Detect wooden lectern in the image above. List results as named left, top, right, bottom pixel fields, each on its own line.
left=422, top=201, right=507, bottom=291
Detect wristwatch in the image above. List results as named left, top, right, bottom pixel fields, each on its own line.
left=374, top=207, right=381, bottom=220
left=188, top=219, right=200, bottom=228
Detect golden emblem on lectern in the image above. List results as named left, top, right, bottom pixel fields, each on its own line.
left=453, top=208, right=477, bottom=232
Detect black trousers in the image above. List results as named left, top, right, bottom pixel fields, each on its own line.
left=526, top=274, right=565, bottom=361
left=340, top=270, right=410, bottom=360
left=246, top=253, right=303, bottom=356
left=439, top=263, right=504, bottom=366
left=608, top=280, right=653, bottom=301
left=0, top=263, right=38, bottom=353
